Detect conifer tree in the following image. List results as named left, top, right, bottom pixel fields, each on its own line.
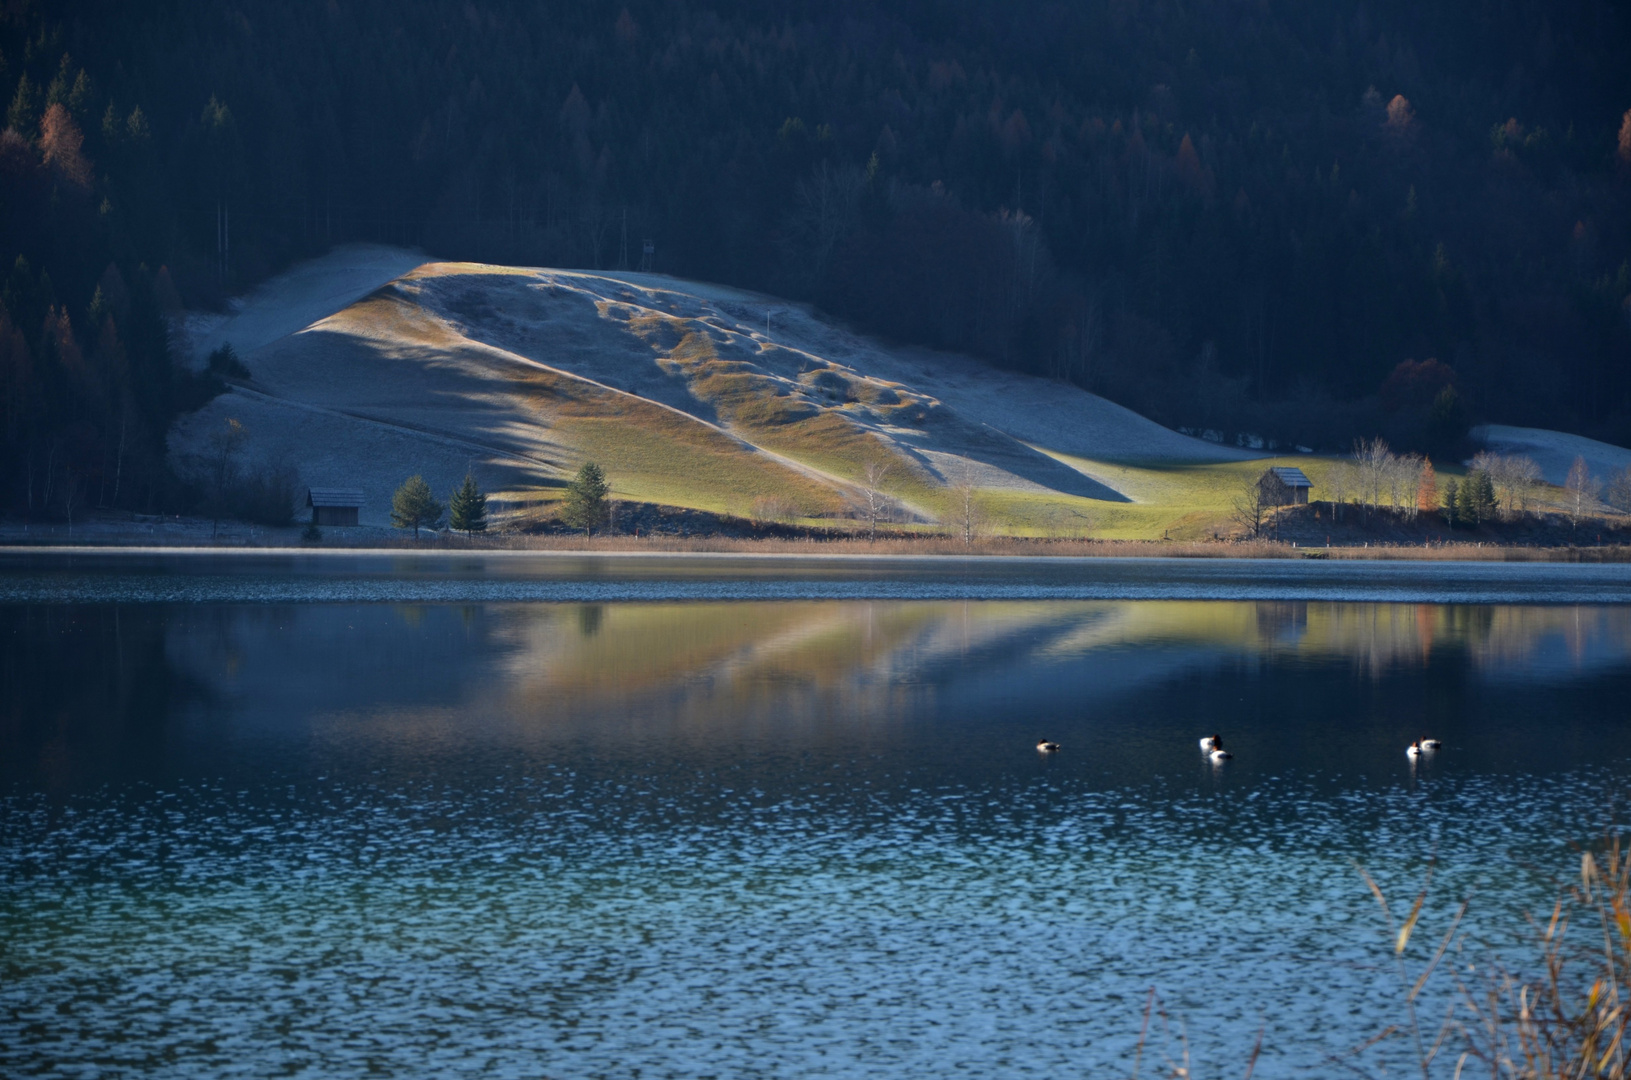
left=1442, top=477, right=1460, bottom=527
left=390, top=474, right=444, bottom=538
left=1456, top=470, right=1497, bottom=526
left=1474, top=470, right=1498, bottom=522
left=562, top=461, right=610, bottom=535
left=449, top=473, right=487, bottom=537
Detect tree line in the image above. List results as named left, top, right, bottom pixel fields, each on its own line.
left=1240, top=439, right=1624, bottom=538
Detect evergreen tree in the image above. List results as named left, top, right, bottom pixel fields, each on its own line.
left=1442, top=477, right=1460, bottom=527
left=449, top=473, right=487, bottom=537
left=390, top=474, right=444, bottom=538
left=7, top=74, right=38, bottom=138
left=1474, top=470, right=1498, bottom=522
left=1456, top=470, right=1497, bottom=526
left=1456, top=473, right=1478, bottom=526
left=562, top=461, right=610, bottom=534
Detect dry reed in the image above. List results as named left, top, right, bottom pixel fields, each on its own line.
left=1349, top=837, right=1631, bottom=1079
left=296, top=533, right=1631, bottom=562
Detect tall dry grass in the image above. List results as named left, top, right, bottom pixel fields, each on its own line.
left=305, top=532, right=1631, bottom=562
left=1127, top=840, right=1631, bottom=1079
left=1455, top=838, right=1631, bottom=1079
left=1350, top=839, right=1631, bottom=1080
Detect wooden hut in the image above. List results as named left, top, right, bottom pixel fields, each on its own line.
left=1259, top=466, right=1312, bottom=506
left=306, top=488, right=363, bottom=526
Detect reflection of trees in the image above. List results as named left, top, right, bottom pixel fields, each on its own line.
left=1034, top=602, right=1631, bottom=679
left=0, top=605, right=189, bottom=789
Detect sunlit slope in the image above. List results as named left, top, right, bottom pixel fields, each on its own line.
left=171, top=250, right=1260, bottom=533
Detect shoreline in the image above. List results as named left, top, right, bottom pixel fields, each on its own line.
left=3, top=537, right=1631, bottom=563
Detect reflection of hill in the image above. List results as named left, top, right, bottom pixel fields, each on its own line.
left=492, top=600, right=1098, bottom=702
left=143, top=599, right=1631, bottom=766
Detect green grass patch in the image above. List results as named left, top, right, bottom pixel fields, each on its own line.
left=515, top=366, right=846, bottom=518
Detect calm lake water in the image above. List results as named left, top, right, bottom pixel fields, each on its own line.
left=5, top=553, right=1631, bottom=1078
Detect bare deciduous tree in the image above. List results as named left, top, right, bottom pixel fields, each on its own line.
left=1606, top=465, right=1631, bottom=514
left=1382, top=452, right=1422, bottom=514
left=1470, top=452, right=1545, bottom=519
left=952, top=479, right=979, bottom=546
left=1353, top=437, right=1393, bottom=515
left=860, top=458, right=894, bottom=540
left=1509, top=455, right=1542, bottom=515
left=1565, top=455, right=1601, bottom=529
left=1231, top=473, right=1267, bottom=538
left=750, top=494, right=798, bottom=525
left=1327, top=460, right=1356, bottom=522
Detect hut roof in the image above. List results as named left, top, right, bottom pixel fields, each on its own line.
left=306, top=487, right=364, bottom=508
left=1266, top=466, right=1312, bottom=488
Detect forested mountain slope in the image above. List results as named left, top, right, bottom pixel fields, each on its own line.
left=2, top=0, right=1629, bottom=517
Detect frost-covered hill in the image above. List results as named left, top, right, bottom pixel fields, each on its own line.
left=171, top=245, right=1256, bottom=531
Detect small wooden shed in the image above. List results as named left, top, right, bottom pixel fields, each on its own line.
left=306, top=487, right=363, bottom=526
left=1259, top=466, right=1312, bottom=506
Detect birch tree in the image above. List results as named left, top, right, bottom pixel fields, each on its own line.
left=1565, top=456, right=1600, bottom=529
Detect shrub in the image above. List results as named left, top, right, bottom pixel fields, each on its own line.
left=749, top=494, right=798, bottom=524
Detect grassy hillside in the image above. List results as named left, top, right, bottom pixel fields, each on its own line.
left=166, top=249, right=1439, bottom=540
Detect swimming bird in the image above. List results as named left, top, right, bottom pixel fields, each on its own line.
left=1200, top=734, right=1221, bottom=751
left=1421, top=738, right=1443, bottom=751
left=1209, top=746, right=1233, bottom=762
left=1406, top=741, right=1424, bottom=758
left=1036, top=739, right=1061, bottom=754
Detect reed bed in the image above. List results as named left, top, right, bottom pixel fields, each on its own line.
left=319, top=533, right=1631, bottom=562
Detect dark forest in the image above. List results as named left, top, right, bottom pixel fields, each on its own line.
left=2, top=0, right=1629, bottom=513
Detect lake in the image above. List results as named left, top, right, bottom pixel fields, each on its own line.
left=4, top=552, right=1631, bottom=1077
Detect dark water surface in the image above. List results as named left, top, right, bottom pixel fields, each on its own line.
left=4, top=554, right=1631, bottom=1078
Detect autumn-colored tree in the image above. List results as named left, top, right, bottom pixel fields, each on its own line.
left=39, top=104, right=91, bottom=188
left=1386, top=94, right=1415, bottom=129
left=1416, top=458, right=1438, bottom=514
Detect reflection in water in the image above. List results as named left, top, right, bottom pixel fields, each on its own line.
left=4, top=598, right=1631, bottom=1078
left=8, top=600, right=1631, bottom=789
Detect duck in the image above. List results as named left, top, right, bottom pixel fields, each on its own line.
left=1199, top=734, right=1221, bottom=751
left=1406, top=741, right=1424, bottom=758
left=1420, top=738, right=1443, bottom=751
left=1036, top=739, right=1061, bottom=754
left=1209, top=746, right=1233, bottom=762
